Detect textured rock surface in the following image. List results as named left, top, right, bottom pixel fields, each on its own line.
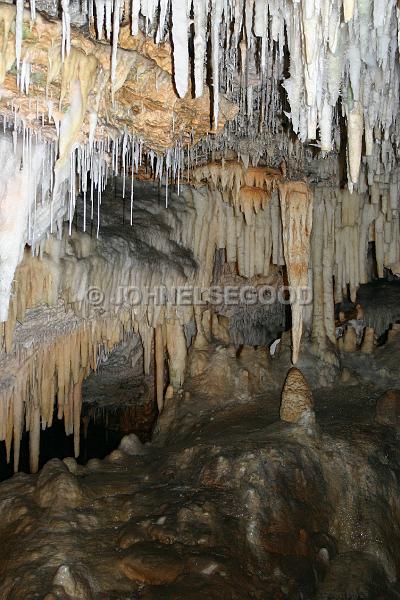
left=280, top=367, right=314, bottom=424
left=375, top=390, right=400, bottom=426
left=1, top=343, right=400, bottom=598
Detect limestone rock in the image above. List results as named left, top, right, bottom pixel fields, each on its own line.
left=211, top=313, right=230, bottom=345
left=361, top=327, right=375, bottom=354
left=343, top=327, right=357, bottom=352
left=280, top=367, right=314, bottom=424
left=388, top=323, right=400, bottom=344
left=375, top=390, right=400, bottom=426
left=119, top=544, right=184, bottom=584
left=119, top=433, right=146, bottom=456
left=52, top=565, right=92, bottom=599
left=34, top=459, right=86, bottom=510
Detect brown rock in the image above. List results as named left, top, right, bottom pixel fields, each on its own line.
left=343, top=327, right=357, bottom=352
left=388, top=323, right=400, bottom=343
left=52, top=565, right=92, bottom=599
left=34, top=459, right=86, bottom=511
left=375, top=390, right=400, bottom=426
left=119, top=544, right=184, bottom=584
left=211, top=314, right=230, bottom=345
left=361, top=327, right=375, bottom=354
left=280, top=368, right=314, bottom=424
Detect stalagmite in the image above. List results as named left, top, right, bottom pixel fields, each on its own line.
left=361, top=327, right=375, bottom=354
left=279, top=182, right=313, bottom=364
left=343, top=327, right=357, bottom=353
left=280, top=367, right=314, bottom=424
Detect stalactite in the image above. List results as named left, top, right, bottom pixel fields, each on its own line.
left=211, top=0, right=223, bottom=129
left=111, top=0, right=122, bottom=86
left=171, top=0, right=189, bottom=99
left=279, top=182, right=313, bottom=365
left=347, top=102, right=364, bottom=189
left=165, top=322, right=186, bottom=391
left=15, top=0, right=23, bottom=74
left=311, top=192, right=330, bottom=359
left=29, top=404, right=40, bottom=474
left=193, top=0, right=207, bottom=98
left=61, top=0, right=71, bottom=61
left=155, top=325, right=164, bottom=413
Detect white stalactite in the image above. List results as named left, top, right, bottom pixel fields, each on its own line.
left=193, top=0, right=207, bottom=98
left=61, top=0, right=71, bottom=61
left=211, top=0, right=223, bottom=129
left=347, top=102, right=364, bottom=187
left=15, top=0, right=23, bottom=73
left=171, top=0, right=189, bottom=98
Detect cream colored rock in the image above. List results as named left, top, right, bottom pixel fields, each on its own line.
left=164, top=384, right=174, bottom=402
left=188, top=347, right=210, bottom=378
left=361, top=327, right=375, bottom=354
left=106, top=449, right=126, bottom=462
left=280, top=368, right=314, bottom=424
left=343, top=327, right=357, bottom=353
left=63, top=456, right=79, bottom=474
left=340, top=367, right=358, bottom=385
left=166, top=321, right=187, bottom=390
left=211, top=313, right=230, bottom=345
left=155, top=325, right=165, bottom=412
left=279, top=182, right=313, bottom=364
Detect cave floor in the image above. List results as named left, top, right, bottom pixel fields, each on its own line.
left=1, top=358, right=400, bottom=600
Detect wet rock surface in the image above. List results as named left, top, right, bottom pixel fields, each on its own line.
left=1, top=344, right=400, bottom=599
left=375, top=389, right=400, bottom=427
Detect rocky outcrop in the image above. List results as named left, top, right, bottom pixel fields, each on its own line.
left=375, top=390, right=400, bottom=427
left=1, top=347, right=400, bottom=599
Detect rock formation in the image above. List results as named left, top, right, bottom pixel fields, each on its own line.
left=280, top=367, right=314, bottom=424
left=0, top=0, right=399, bottom=596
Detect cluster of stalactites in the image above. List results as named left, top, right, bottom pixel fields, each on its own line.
left=310, top=178, right=400, bottom=357
left=0, top=231, right=193, bottom=473
left=190, top=161, right=314, bottom=363
left=191, top=160, right=284, bottom=222
left=0, top=175, right=314, bottom=472
left=78, top=0, right=400, bottom=189
left=6, top=0, right=398, bottom=195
